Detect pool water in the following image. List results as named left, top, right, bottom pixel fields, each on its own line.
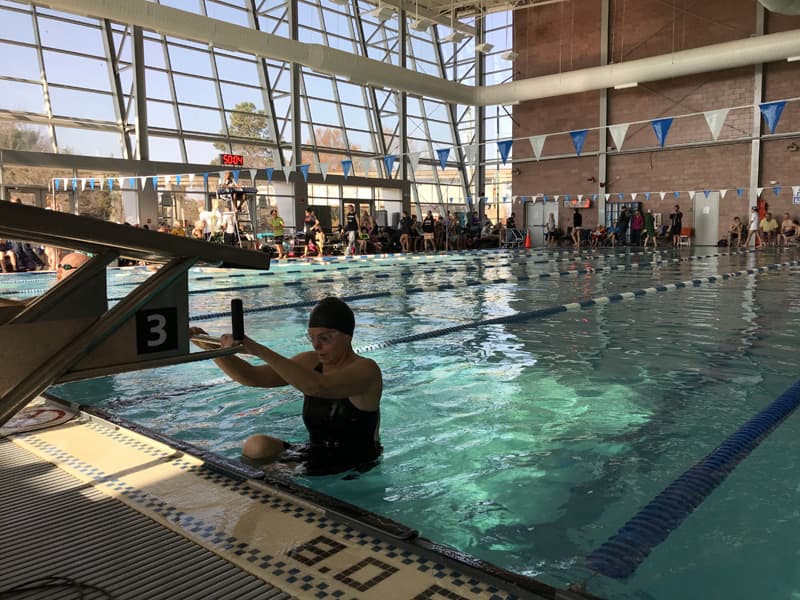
left=9, top=246, right=800, bottom=599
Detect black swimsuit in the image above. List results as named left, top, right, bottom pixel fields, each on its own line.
left=283, top=364, right=382, bottom=475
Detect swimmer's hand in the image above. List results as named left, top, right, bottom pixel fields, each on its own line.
left=189, top=326, right=226, bottom=351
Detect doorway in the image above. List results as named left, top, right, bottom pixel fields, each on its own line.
left=525, top=201, right=559, bottom=247
left=692, top=192, right=720, bottom=246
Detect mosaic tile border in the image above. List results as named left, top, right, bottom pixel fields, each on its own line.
left=13, top=426, right=530, bottom=600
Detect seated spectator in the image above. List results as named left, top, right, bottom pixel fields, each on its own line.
left=779, top=213, right=798, bottom=247
left=1, top=239, right=18, bottom=272
left=759, top=212, right=779, bottom=246
left=606, top=221, right=620, bottom=247
left=590, top=224, right=606, bottom=247
left=506, top=212, right=517, bottom=230
left=727, top=217, right=744, bottom=248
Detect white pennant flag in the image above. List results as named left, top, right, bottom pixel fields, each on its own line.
left=249, top=169, right=258, bottom=182
left=720, top=189, right=728, bottom=199
left=80, top=178, right=87, bottom=191
left=529, top=135, right=547, bottom=160
left=463, top=144, right=478, bottom=166
left=188, top=173, right=196, bottom=185
left=605, top=193, right=611, bottom=201
left=62, top=178, right=69, bottom=190
left=631, top=192, right=638, bottom=202
left=117, top=176, right=124, bottom=189
left=319, top=162, right=329, bottom=181
left=360, top=158, right=372, bottom=177
left=218, top=171, right=226, bottom=180
left=163, top=174, right=171, bottom=187
left=688, top=190, right=696, bottom=200
left=608, top=123, right=630, bottom=151
left=659, top=191, right=667, bottom=201
left=704, top=108, right=730, bottom=141
left=409, top=152, right=422, bottom=171
left=139, top=176, right=147, bottom=188
left=99, top=178, right=104, bottom=191
left=757, top=187, right=764, bottom=197
left=793, top=185, right=800, bottom=197
left=577, top=194, right=584, bottom=201
left=283, top=165, right=293, bottom=181
left=554, top=195, right=560, bottom=202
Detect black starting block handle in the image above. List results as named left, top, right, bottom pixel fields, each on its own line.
left=231, top=299, right=244, bottom=343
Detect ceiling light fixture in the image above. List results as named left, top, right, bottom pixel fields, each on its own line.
left=500, top=50, right=518, bottom=61
left=410, top=18, right=431, bottom=31
left=787, top=55, right=800, bottom=62
left=475, top=42, right=494, bottom=53
left=613, top=81, right=638, bottom=90
left=365, top=5, right=395, bottom=22
left=443, top=31, right=469, bottom=43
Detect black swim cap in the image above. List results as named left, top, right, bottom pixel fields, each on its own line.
left=308, top=297, right=355, bottom=336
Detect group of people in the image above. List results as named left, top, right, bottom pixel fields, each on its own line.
left=572, top=205, right=665, bottom=248
left=1, top=198, right=49, bottom=272
left=728, top=207, right=800, bottom=248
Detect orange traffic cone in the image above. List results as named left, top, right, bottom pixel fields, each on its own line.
left=524, top=229, right=532, bottom=249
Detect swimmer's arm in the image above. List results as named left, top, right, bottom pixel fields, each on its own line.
left=189, top=327, right=302, bottom=388
left=243, top=337, right=381, bottom=405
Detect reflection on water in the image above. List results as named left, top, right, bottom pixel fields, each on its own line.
left=43, top=250, right=800, bottom=599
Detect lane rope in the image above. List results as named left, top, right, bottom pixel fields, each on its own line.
left=585, top=377, right=800, bottom=580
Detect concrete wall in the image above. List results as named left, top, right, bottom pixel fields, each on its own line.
left=511, top=0, right=800, bottom=239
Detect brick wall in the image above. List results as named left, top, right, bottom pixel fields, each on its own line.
left=511, top=0, right=800, bottom=239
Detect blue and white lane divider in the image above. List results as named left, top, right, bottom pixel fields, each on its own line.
left=585, top=377, right=800, bottom=580
left=188, top=253, right=784, bottom=323
left=353, top=260, right=799, bottom=353
left=136, top=248, right=747, bottom=303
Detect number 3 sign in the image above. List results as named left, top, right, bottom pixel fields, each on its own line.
left=135, top=307, right=179, bottom=354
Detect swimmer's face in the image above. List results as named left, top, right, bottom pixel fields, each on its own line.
left=306, top=327, right=348, bottom=363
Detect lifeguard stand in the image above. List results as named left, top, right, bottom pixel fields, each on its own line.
left=217, top=185, right=257, bottom=248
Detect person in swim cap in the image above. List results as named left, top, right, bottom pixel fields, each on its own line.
left=189, top=296, right=382, bottom=475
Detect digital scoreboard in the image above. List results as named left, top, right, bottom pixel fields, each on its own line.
left=219, top=153, right=245, bottom=167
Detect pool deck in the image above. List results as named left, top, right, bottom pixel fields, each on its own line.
left=1, top=396, right=596, bottom=600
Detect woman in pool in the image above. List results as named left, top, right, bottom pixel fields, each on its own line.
left=190, top=297, right=383, bottom=475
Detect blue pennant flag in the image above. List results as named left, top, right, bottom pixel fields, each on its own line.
left=71, top=178, right=78, bottom=191
left=175, top=175, right=181, bottom=185
left=543, top=195, right=548, bottom=203
left=54, top=179, right=60, bottom=191
left=592, top=194, right=598, bottom=201
left=773, top=186, right=782, bottom=196
left=674, top=191, right=680, bottom=200
left=569, top=130, right=588, bottom=156
left=202, top=173, right=209, bottom=187
left=383, top=155, right=397, bottom=175
left=151, top=176, right=158, bottom=189
left=89, top=178, right=95, bottom=190
left=737, top=188, right=744, bottom=197
left=107, top=178, right=114, bottom=190
left=703, top=190, right=710, bottom=199
left=436, top=148, right=450, bottom=171
left=759, top=101, right=786, bottom=134
left=232, top=170, right=240, bottom=183
left=129, top=177, right=136, bottom=189
left=299, top=164, right=310, bottom=182
left=497, top=140, right=513, bottom=165
left=618, top=193, right=624, bottom=200
left=651, top=118, right=673, bottom=147
left=565, top=195, right=571, bottom=202
left=265, top=168, right=274, bottom=182
left=341, top=160, right=352, bottom=180
left=644, top=192, right=651, bottom=201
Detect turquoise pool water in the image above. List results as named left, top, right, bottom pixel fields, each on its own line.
left=8, top=247, right=800, bottom=599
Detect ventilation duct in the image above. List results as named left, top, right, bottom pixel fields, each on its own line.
left=759, top=0, right=800, bottom=14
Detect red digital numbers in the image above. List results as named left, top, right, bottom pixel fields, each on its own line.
left=220, top=153, right=245, bottom=167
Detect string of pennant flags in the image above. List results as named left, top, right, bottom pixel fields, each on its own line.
left=50, top=97, right=798, bottom=194
left=508, top=185, right=800, bottom=204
